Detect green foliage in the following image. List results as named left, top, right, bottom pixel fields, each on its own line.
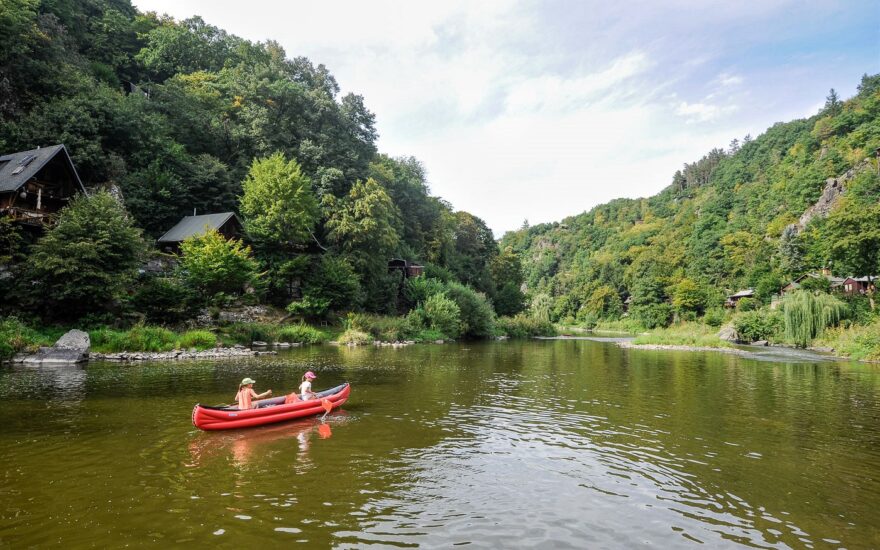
left=632, top=303, right=673, bottom=329
left=421, top=293, right=462, bottom=339
left=529, top=293, right=553, bottom=323
left=735, top=297, right=759, bottom=312
left=177, top=230, right=258, bottom=297
left=671, top=278, right=705, bottom=314
left=239, top=153, right=319, bottom=247
left=782, top=290, right=847, bottom=347
left=275, top=323, right=327, bottom=344
left=444, top=282, right=496, bottom=338
left=20, top=192, right=145, bottom=320
left=824, top=202, right=880, bottom=280
left=818, top=320, right=880, bottom=361
left=287, top=254, right=361, bottom=318
left=800, top=276, right=831, bottom=293
left=403, top=276, right=447, bottom=309
left=496, top=314, right=556, bottom=339
left=90, top=324, right=177, bottom=353
left=337, top=328, right=372, bottom=345
left=632, top=322, right=731, bottom=348
left=703, top=308, right=727, bottom=327
left=733, top=310, right=783, bottom=342
left=130, top=277, right=199, bottom=324
left=177, top=330, right=217, bottom=349
left=0, top=317, right=57, bottom=360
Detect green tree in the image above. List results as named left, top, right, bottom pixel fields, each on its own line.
left=671, top=278, right=705, bottom=314
left=240, top=153, right=319, bottom=248
left=421, top=293, right=462, bottom=338
left=825, top=202, right=880, bottom=308
left=178, top=230, right=258, bottom=297
left=21, top=192, right=145, bottom=319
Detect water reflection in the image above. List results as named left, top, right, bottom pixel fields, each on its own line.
left=187, top=413, right=345, bottom=467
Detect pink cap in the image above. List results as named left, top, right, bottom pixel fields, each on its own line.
left=304, top=371, right=317, bottom=379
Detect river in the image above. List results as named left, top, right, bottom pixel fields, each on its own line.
left=1, top=339, right=879, bottom=548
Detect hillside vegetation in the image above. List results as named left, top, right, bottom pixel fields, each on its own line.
left=502, top=75, right=880, bottom=357
left=0, top=0, right=528, bottom=346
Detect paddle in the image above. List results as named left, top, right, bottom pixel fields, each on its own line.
left=320, top=398, right=333, bottom=420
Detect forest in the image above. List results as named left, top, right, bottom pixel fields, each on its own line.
left=501, top=74, right=880, bottom=358
left=0, top=0, right=537, bottom=356
left=1, top=0, right=879, bottom=360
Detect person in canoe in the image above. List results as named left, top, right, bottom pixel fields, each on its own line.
left=235, top=377, right=272, bottom=409
left=299, top=371, right=317, bottom=400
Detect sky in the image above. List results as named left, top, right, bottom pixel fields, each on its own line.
left=131, top=0, right=879, bottom=236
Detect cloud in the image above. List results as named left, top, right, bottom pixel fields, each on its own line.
left=675, top=100, right=738, bottom=123
left=132, top=0, right=877, bottom=235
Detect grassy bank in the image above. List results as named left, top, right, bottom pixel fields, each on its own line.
left=632, top=322, right=732, bottom=348
left=1, top=312, right=556, bottom=360
left=815, top=320, right=880, bottom=361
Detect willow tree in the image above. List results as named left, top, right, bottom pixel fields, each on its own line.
left=781, top=290, right=846, bottom=347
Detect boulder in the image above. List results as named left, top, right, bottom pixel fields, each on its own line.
left=717, top=324, right=739, bottom=343
left=21, top=329, right=90, bottom=365
left=751, top=340, right=769, bottom=347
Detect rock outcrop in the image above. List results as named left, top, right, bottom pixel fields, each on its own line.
left=19, top=329, right=90, bottom=365
left=717, top=324, right=739, bottom=343
left=790, top=159, right=872, bottom=233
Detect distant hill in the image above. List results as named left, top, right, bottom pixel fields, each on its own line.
left=500, top=74, right=880, bottom=324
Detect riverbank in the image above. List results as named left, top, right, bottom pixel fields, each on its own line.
left=1, top=314, right=553, bottom=363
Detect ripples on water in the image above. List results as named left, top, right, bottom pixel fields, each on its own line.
left=1, top=341, right=879, bottom=548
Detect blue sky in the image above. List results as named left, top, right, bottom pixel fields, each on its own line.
left=132, top=0, right=879, bottom=236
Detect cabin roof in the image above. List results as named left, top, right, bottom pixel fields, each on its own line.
left=157, top=212, right=240, bottom=243
left=0, top=144, right=84, bottom=193
left=729, top=288, right=755, bottom=299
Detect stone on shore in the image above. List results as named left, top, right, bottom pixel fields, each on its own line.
left=717, top=324, right=739, bottom=342
left=20, top=329, right=90, bottom=365
left=751, top=340, right=769, bottom=347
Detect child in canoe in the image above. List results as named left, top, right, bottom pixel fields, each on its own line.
left=299, top=371, right=317, bottom=400
left=235, top=377, right=272, bottom=409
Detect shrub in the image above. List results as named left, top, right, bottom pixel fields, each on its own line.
left=0, top=317, right=55, bottom=360
left=222, top=322, right=277, bottom=344
left=130, top=277, right=199, bottom=324
left=445, top=282, right=496, bottom=338
left=275, top=323, right=327, bottom=344
left=337, top=329, right=371, bottom=345
left=422, top=293, right=462, bottom=338
left=703, top=308, right=726, bottom=327
left=90, top=324, right=177, bottom=352
left=496, top=314, right=556, bottom=338
left=178, top=230, right=259, bottom=297
left=733, top=310, right=783, bottom=342
left=177, top=330, right=217, bottom=350
left=631, top=303, right=673, bottom=329
left=735, top=297, right=759, bottom=312
left=344, top=313, right=412, bottom=341
left=403, top=276, right=447, bottom=309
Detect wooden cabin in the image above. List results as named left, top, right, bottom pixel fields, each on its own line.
left=725, top=288, right=755, bottom=308
left=841, top=277, right=876, bottom=296
left=388, top=258, right=424, bottom=279
left=782, top=270, right=849, bottom=295
left=157, top=212, right=242, bottom=253
left=0, top=145, right=86, bottom=228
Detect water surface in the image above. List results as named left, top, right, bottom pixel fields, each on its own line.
left=1, top=340, right=879, bottom=548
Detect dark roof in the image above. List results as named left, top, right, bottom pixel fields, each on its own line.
left=158, top=212, right=240, bottom=243
left=0, top=144, right=84, bottom=193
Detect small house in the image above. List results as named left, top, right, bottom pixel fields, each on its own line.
left=725, top=288, right=755, bottom=308
left=0, top=145, right=86, bottom=228
left=781, top=270, right=846, bottom=295
left=157, top=212, right=242, bottom=253
left=841, top=277, right=876, bottom=296
left=388, top=258, right=424, bottom=279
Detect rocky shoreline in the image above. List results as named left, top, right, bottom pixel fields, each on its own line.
left=616, top=341, right=753, bottom=356
left=88, top=346, right=277, bottom=362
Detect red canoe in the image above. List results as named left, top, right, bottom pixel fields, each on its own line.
left=192, top=383, right=350, bottom=431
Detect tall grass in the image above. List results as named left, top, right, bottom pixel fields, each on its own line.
left=782, top=291, right=847, bottom=348
left=276, top=323, right=327, bottom=344
left=90, top=325, right=177, bottom=352
left=0, top=317, right=60, bottom=360
left=632, top=322, right=731, bottom=348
